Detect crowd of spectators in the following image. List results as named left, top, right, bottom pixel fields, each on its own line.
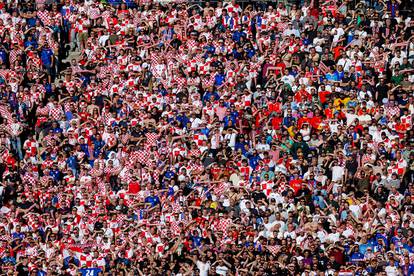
left=0, top=0, right=414, bottom=275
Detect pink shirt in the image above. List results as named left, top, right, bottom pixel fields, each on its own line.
left=269, top=150, right=280, bottom=162
left=215, top=106, right=227, bottom=121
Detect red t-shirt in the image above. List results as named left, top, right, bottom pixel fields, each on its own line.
left=294, top=90, right=311, bottom=103
left=78, top=111, right=89, bottom=122
left=395, top=123, right=408, bottom=133
left=319, top=91, right=331, bottom=104
left=271, top=117, right=283, bottom=130
left=128, top=182, right=140, bottom=194
left=333, top=46, right=344, bottom=61
left=354, top=124, right=364, bottom=133
left=275, top=62, right=286, bottom=76
left=324, top=108, right=334, bottom=119
left=310, top=116, right=322, bottom=130
left=268, top=102, right=281, bottom=113
left=289, top=179, right=303, bottom=194
left=297, top=117, right=311, bottom=129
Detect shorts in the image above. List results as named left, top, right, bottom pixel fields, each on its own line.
left=78, top=32, right=88, bottom=42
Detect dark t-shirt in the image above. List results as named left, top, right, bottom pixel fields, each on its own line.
left=16, top=263, right=29, bottom=276
left=18, top=201, right=33, bottom=210
left=398, top=97, right=408, bottom=108
left=252, top=191, right=267, bottom=203
left=376, top=84, right=388, bottom=102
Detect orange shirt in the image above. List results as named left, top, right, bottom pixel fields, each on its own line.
left=333, top=46, right=344, bottom=61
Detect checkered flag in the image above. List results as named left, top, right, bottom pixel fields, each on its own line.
left=319, top=61, right=329, bottom=74
left=266, top=245, right=281, bottom=255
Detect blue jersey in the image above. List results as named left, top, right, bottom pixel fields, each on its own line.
left=40, top=48, right=54, bottom=66
left=79, top=268, right=102, bottom=276
left=145, top=195, right=160, bottom=207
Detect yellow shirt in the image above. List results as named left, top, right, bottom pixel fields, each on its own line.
left=333, top=97, right=350, bottom=110
left=287, top=126, right=296, bottom=138
left=210, top=202, right=218, bottom=209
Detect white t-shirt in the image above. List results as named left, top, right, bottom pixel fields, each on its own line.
left=327, top=232, right=340, bottom=243
left=210, top=134, right=221, bottom=150
left=317, top=230, right=328, bottom=243
left=390, top=56, right=403, bottom=67
left=369, top=127, right=382, bottom=143
left=264, top=221, right=279, bottom=232
left=337, top=58, right=352, bottom=72
left=224, top=133, right=237, bottom=148
left=196, top=260, right=211, bottom=276
left=332, top=166, right=345, bottom=182
left=313, top=37, right=324, bottom=46
left=344, top=112, right=358, bottom=127
left=385, top=265, right=399, bottom=276
left=349, top=204, right=361, bottom=218
left=239, top=199, right=251, bottom=214
left=268, top=193, right=284, bottom=205
left=0, top=206, right=10, bottom=215
left=329, top=121, right=341, bottom=133
left=283, top=230, right=297, bottom=239
left=331, top=27, right=344, bottom=43
left=296, top=234, right=306, bottom=245
left=191, top=117, right=203, bottom=129
left=216, top=265, right=229, bottom=275
left=256, top=143, right=270, bottom=151
left=358, top=114, right=372, bottom=126
left=281, top=74, right=295, bottom=86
